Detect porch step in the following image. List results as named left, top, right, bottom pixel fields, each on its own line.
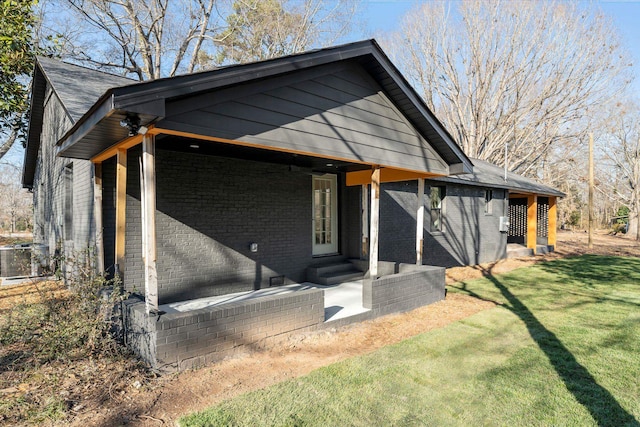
left=536, top=245, right=555, bottom=255
left=506, top=244, right=534, bottom=258
left=306, top=262, right=364, bottom=285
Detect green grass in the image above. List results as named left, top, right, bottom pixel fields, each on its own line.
left=180, top=255, right=640, bottom=427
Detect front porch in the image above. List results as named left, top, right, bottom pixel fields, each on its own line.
left=124, top=263, right=444, bottom=371
left=508, top=193, right=558, bottom=254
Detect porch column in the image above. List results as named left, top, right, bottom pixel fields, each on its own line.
left=93, top=162, right=104, bottom=274
left=361, top=184, right=369, bottom=259
left=115, top=148, right=127, bottom=276
left=416, top=178, right=425, bottom=265
left=527, top=195, right=538, bottom=253
left=369, top=166, right=381, bottom=278
left=141, top=134, right=159, bottom=314
left=548, top=196, right=557, bottom=249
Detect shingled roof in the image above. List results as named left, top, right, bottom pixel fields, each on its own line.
left=22, top=43, right=563, bottom=199
left=432, top=158, right=565, bottom=197
left=22, top=57, right=136, bottom=188
left=36, top=56, right=136, bottom=121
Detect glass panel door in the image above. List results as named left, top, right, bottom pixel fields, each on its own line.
left=312, top=174, right=338, bottom=255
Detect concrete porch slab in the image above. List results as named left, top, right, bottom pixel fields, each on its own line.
left=160, top=280, right=370, bottom=323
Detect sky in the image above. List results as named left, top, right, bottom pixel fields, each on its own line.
left=5, top=0, right=640, bottom=168
left=362, top=0, right=640, bottom=88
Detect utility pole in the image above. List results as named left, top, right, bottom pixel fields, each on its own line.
left=588, top=133, right=594, bottom=249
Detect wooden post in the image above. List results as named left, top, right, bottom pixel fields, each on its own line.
left=115, top=148, right=127, bottom=276
left=588, top=133, right=594, bottom=249
left=548, top=196, right=557, bottom=249
left=369, top=167, right=381, bottom=278
left=527, top=195, right=537, bottom=253
left=416, top=178, right=425, bottom=265
left=93, top=162, right=104, bottom=274
left=141, top=134, right=159, bottom=314
left=361, top=184, right=369, bottom=259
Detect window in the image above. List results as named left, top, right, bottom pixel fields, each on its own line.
left=430, top=186, right=445, bottom=232
left=64, top=164, right=73, bottom=241
left=484, top=189, right=493, bottom=215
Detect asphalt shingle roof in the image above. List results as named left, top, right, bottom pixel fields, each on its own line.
left=36, top=56, right=136, bottom=122
left=432, top=158, right=565, bottom=197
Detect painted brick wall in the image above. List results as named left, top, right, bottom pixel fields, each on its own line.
left=342, top=184, right=362, bottom=259
left=379, top=180, right=507, bottom=267
left=125, top=288, right=324, bottom=370
left=101, top=157, right=116, bottom=276
left=121, top=148, right=315, bottom=304
left=362, top=264, right=445, bottom=315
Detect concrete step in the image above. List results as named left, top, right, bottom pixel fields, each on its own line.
left=306, top=261, right=364, bottom=285
left=536, top=245, right=555, bottom=255
left=317, top=270, right=364, bottom=286
left=312, top=262, right=356, bottom=276
left=506, top=244, right=534, bottom=258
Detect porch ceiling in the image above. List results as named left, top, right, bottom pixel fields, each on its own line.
left=156, top=135, right=371, bottom=174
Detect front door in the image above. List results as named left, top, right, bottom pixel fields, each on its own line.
left=312, top=174, right=338, bottom=255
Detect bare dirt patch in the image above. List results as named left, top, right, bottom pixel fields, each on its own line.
left=1, top=230, right=638, bottom=426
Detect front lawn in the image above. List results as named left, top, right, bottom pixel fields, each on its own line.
left=180, top=255, right=640, bottom=426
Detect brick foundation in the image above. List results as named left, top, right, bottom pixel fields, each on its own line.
left=124, top=288, right=324, bottom=371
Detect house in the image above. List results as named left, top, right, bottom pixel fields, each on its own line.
left=23, top=40, right=562, bottom=370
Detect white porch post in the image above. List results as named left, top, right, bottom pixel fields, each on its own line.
left=369, top=166, right=380, bottom=278
left=416, top=178, right=425, bottom=265
left=361, top=184, right=369, bottom=259
left=93, top=162, right=104, bottom=274
left=141, top=134, right=159, bottom=314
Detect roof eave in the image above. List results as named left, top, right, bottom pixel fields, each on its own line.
left=22, top=63, right=47, bottom=189
left=56, top=94, right=116, bottom=155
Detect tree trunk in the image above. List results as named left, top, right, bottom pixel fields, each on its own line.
left=0, top=129, right=18, bottom=160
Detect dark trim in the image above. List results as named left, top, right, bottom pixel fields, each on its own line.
left=22, top=65, right=47, bottom=188
left=57, top=95, right=115, bottom=154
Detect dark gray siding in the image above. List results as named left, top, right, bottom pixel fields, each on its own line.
left=379, top=180, right=507, bottom=267
left=159, top=61, right=448, bottom=175
left=122, top=148, right=367, bottom=304
left=32, top=85, right=96, bottom=266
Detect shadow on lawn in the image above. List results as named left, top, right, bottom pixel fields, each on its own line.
left=461, top=260, right=639, bottom=426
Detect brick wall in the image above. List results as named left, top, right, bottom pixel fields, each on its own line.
left=120, top=148, right=316, bottom=304
left=379, top=180, right=507, bottom=268
left=362, top=264, right=445, bottom=316
left=124, top=288, right=324, bottom=371
left=101, top=157, right=116, bottom=276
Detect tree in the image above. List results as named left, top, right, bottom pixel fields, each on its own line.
left=0, top=163, right=32, bottom=233
left=0, top=0, right=38, bottom=160
left=215, top=0, right=356, bottom=64
left=384, top=1, right=631, bottom=177
left=45, top=0, right=220, bottom=80
left=44, top=0, right=356, bottom=80
left=599, top=103, right=640, bottom=240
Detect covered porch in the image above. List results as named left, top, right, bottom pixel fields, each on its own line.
left=507, top=192, right=558, bottom=255
left=54, top=40, right=471, bottom=369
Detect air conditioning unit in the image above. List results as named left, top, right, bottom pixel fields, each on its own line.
left=499, top=216, right=510, bottom=233
left=0, top=245, right=32, bottom=278
left=0, top=244, right=49, bottom=278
